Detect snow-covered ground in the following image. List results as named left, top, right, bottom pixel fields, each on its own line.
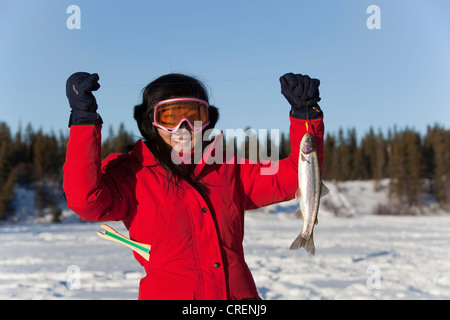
left=1, top=180, right=450, bottom=299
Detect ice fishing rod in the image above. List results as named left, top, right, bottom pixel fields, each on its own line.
left=97, top=224, right=151, bottom=261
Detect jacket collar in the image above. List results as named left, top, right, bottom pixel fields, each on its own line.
left=132, top=132, right=224, bottom=173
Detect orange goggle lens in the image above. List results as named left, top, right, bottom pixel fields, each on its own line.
left=153, top=98, right=209, bottom=131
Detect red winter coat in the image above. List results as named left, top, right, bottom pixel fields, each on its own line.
left=63, top=115, right=324, bottom=300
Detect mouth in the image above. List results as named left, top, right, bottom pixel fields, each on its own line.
left=171, top=133, right=192, bottom=145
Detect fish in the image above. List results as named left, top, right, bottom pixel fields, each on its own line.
left=290, top=132, right=329, bottom=255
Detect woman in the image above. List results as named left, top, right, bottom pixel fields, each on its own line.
left=63, top=72, right=325, bottom=300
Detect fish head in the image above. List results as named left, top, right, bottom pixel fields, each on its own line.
left=300, top=132, right=316, bottom=155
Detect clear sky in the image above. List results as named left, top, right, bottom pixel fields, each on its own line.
left=1, top=0, right=449, bottom=141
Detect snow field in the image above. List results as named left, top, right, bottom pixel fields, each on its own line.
left=0, top=223, right=142, bottom=299
left=244, top=206, right=450, bottom=299
left=1, top=180, right=450, bottom=299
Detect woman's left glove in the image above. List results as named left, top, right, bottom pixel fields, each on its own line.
left=280, top=73, right=323, bottom=119
left=66, top=72, right=103, bottom=127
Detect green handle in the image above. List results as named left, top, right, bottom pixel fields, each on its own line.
left=105, top=231, right=151, bottom=254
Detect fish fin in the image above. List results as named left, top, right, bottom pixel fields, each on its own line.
left=289, top=232, right=315, bottom=256
left=295, top=209, right=303, bottom=219
left=320, top=182, right=330, bottom=198
left=295, top=188, right=301, bottom=199
left=315, top=217, right=319, bottom=225
left=289, top=234, right=304, bottom=250
left=301, top=153, right=307, bottom=162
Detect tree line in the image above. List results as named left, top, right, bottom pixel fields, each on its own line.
left=0, top=122, right=135, bottom=221
left=321, top=125, right=450, bottom=214
left=223, top=124, right=450, bottom=214
left=0, top=121, right=449, bottom=220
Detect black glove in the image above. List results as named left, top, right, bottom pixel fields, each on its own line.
left=66, top=72, right=103, bottom=127
left=280, top=73, right=323, bottom=119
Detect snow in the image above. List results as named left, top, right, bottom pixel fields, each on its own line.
left=1, top=180, right=450, bottom=300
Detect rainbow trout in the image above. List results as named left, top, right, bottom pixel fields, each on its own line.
left=290, top=132, right=329, bottom=255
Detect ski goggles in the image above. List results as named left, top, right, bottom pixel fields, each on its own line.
left=152, top=97, right=210, bottom=133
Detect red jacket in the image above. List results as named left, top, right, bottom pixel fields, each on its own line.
left=63, top=116, right=324, bottom=300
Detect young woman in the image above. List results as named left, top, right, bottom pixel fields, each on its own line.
left=63, top=72, right=325, bottom=300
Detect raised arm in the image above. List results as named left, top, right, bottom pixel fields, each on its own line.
left=63, top=72, right=130, bottom=222
left=239, top=73, right=325, bottom=209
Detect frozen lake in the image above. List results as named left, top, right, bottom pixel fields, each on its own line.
left=1, top=204, right=450, bottom=299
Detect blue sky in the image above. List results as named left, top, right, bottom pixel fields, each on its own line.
left=1, top=0, right=449, bottom=141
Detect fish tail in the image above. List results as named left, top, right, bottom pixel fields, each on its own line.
left=289, top=232, right=315, bottom=256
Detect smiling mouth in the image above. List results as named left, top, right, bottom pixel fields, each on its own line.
left=171, top=134, right=191, bottom=144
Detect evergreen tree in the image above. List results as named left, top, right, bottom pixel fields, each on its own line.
left=0, top=122, right=12, bottom=185
left=347, top=128, right=363, bottom=180
left=373, top=130, right=387, bottom=190
left=388, top=128, right=424, bottom=214
left=279, top=132, right=290, bottom=159
left=322, top=132, right=337, bottom=180
left=101, top=123, right=135, bottom=159
left=361, top=127, right=376, bottom=180
left=425, top=125, right=450, bottom=210
left=33, top=130, right=60, bottom=179
left=0, top=168, right=17, bottom=219
left=360, top=128, right=387, bottom=189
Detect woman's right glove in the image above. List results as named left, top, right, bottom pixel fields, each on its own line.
left=66, top=72, right=103, bottom=127
left=280, top=73, right=323, bottom=119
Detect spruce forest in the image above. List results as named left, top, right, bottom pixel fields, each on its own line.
left=0, top=121, right=449, bottom=221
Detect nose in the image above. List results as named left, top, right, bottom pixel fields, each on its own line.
left=172, top=120, right=192, bottom=135
left=179, top=121, right=189, bottom=129
left=176, top=119, right=193, bottom=132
